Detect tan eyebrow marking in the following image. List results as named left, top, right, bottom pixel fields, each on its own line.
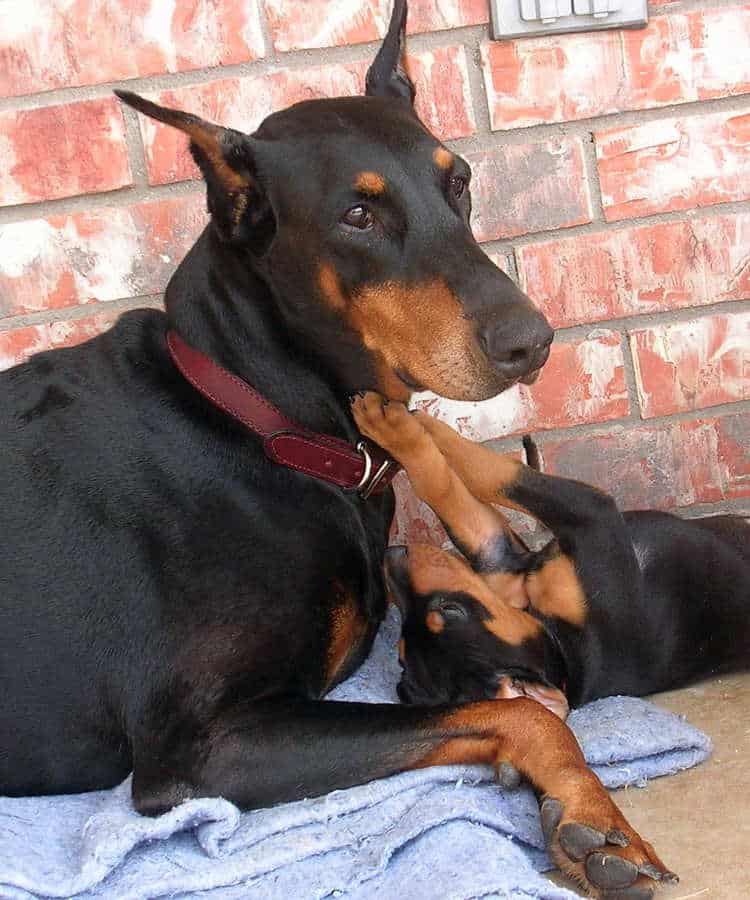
left=354, top=171, right=386, bottom=195
left=433, top=147, right=454, bottom=170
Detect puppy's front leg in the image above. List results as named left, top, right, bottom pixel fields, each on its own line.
left=352, top=393, right=526, bottom=573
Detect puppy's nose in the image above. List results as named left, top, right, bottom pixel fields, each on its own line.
left=480, top=314, right=554, bottom=381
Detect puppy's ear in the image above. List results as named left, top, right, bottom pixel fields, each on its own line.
left=365, top=0, right=415, bottom=104
left=116, top=91, right=271, bottom=245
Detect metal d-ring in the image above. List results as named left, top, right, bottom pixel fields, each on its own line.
left=353, top=441, right=373, bottom=493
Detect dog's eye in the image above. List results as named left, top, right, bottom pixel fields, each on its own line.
left=439, top=601, right=468, bottom=620
left=449, top=175, right=467, bottom=199
left=341, top=205, right=374, bottom=229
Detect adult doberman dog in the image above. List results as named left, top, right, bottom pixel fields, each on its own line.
left=352, top=393, right=749, bottom=725
left=0, top=2, right=673, bottom=895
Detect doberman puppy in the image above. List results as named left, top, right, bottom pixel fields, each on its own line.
left=0, top=3, right=673, bottom=895
left=352, top=393, right=750, bottom=725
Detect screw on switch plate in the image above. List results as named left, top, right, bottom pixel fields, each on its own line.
left=491, top=0, right=647, bottom=39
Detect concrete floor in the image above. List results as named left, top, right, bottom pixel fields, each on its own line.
left=548, top=672, right=750, bottom=899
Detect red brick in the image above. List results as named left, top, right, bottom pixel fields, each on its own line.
left=468, top=139, right=591, bottom=241
left=596, top=110, right=750, bottom=222
left=0, top=0, right=264, bottom=99
left=0, top=311, right=123, bottom=372
left=541, top=413, right=750, bottom=510
left=0, top=195, right=207, bottom=320
left=517, top=212, right=750, bottom=328
left=408, top=46, right=476, bottom=141
left=630, top=311, right=750, bottom=418
left=140, top=49, right=474, bottom=185
left=413, top=330, right=628, bottom=440
left=481, top=6, right=750, bottom=130
left=263, top=0, right=488, bottom=53
left=0, top=98, right=131, bottom=206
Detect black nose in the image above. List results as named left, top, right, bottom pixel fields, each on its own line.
left=480, top=314, right=554, bottom=380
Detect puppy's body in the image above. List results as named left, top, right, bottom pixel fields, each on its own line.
left=351, top=394, right=750, bottom=713
left=567, top=509, right=749, bottom=705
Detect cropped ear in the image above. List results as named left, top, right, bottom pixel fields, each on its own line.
left=365, top=0, right=415, bottom=104
left=115, top=90, right=270, bottom=245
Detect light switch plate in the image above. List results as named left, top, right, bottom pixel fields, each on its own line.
left=490, top=0, right=647, bottom=39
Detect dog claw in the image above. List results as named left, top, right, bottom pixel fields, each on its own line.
left=540, top=797, right=563, bottom=847
left=497, top=762, right=521, bottom=790
left=558, top=822, right=606, bottom=862
left=638, top=861, right=678, bottom=883
left=606, top=828, right=630, bottom=847
left=585, top=852, right=639, bottom=890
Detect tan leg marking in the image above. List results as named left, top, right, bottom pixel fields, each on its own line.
left=352, top=393, right=512, bottom=559
left=415, top=412, right=528, bottom=512
left=413, top=700, right=673, bottom=897
left=526, top=553, right=588, bottom=627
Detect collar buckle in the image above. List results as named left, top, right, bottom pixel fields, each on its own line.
left=353, top=441, right=397, bottom=499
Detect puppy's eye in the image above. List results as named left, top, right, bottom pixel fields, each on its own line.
left=341, top=205, right=374, bottom=229
left=427, top=597, right=469, bottom=625
left=439, top=601, right=468, bottom=620
left=449, top=175, right=467, bottom=199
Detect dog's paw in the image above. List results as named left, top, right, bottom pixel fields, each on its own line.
left=540, top=795, right=677, bottom=898
left=350, top=391, right=423, bottom=454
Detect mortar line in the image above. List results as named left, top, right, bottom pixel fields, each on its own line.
left=520, top=396, right=750, bottom=446
left=121, top=106, right=149, bottom=188
left=619, top=328, right=643, bottom=419
left=0, top=294, right=164, bottom=334
left=551, top=297, right=750, bottom=342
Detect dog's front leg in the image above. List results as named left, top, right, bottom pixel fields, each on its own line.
left=414, top=413, right=644, bottom=626
left=131, top=696, right=673, bottom=898
left=352, top=393, right=528, bottom=574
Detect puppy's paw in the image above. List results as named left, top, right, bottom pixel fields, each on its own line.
left=351, top=391, right=423, bottom=454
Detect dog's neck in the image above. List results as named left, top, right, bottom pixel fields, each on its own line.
left=164, top=227, right=359, bottom=439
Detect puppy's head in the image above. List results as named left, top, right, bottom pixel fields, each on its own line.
left=385, top=544, right=569, bottom=718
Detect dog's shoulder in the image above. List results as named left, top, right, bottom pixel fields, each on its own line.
left=1, top=308, right=170, bottom=417
left=0, top=307, right=175, bottom=487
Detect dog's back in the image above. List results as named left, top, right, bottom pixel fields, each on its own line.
left=1, top=312, right=162, bottom=792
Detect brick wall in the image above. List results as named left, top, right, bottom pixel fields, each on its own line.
left=1, top=0, right=748, bottom=542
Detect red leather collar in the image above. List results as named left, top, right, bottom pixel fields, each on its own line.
left=166, top=330, right=398, bottom=498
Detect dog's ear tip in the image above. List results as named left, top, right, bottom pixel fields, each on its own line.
left=114, top=89, right=139, bottom=105
left=365, top=0, right=415, bottom=104
left=114, top=90, right=153, bottom=116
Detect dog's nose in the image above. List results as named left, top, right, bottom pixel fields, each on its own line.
left=480, top=315, right=554, bottom=381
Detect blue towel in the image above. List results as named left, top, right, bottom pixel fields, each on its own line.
left=0, top=607, right=711, bottom=900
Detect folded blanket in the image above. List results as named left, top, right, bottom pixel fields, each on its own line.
left=0, top=607, right=711, bottom=900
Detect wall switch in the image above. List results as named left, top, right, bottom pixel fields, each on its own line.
left=491, top=0, right=647, bottom=39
